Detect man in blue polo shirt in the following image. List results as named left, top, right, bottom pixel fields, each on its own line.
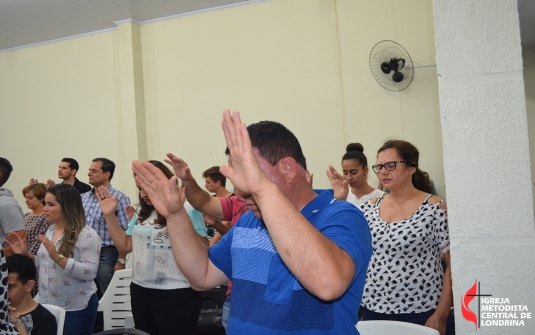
left=132, top=110, right=372, bottom=334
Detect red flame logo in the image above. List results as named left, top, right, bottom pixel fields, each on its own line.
left=461, top=280, right=478, bottom=330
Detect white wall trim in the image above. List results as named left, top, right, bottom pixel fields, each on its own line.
left=141, top=0, right=271, bottom=25
left=114, top=18, right=143, bottom=26
left=0, top=27, right=117, bottom=54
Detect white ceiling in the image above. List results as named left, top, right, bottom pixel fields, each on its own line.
left=0, top=0, right=534, bottom=53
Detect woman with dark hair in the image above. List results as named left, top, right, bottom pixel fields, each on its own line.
left=358, top=140, right=452, bottom=335
left=327, top=143, right=383, bottom=205
left=7, top=184, right=101, bottom=335
left=21, top=184, right=50, bottom=257
left=97, top=160, right=207, bottom=335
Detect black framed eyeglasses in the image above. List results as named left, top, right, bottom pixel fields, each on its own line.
left=371, top=160, right=408, bottom=173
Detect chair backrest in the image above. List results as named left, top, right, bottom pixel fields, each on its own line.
left=356, top=320, right=440, bottom=335
left=42, top=304, right=66, bottom=335
left=98, top=268, right=133, bottom=331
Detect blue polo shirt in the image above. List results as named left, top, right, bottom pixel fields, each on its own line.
left=209, top=190, right=372, bottom=334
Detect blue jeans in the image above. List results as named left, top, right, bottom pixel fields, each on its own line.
left=96, top=247, right=118, bottom=296
left=63, top=293, right=98, bottom=335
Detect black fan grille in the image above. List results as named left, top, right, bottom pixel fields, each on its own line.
left=369, top=40, right=414, bottom=92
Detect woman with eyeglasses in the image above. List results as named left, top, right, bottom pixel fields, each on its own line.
left=327, top=143, right=383, bottom=206
left=96, top=160, right=207, bottom=335
left=358, top=140, right=452, bottom=335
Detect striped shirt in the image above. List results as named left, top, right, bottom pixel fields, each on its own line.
left=81, top=185, right=130, bottom=247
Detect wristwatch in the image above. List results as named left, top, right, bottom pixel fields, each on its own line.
left=117, top=258, right=126, bottom=265
left=55, top=254, right=64, bottom=263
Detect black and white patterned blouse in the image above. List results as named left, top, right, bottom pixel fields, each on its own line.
left=359, top=194, right=449, bottom=314
left=0, top=249, right=19, bottom=334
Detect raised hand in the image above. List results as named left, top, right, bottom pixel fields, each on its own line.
left=305, top=169, right=314, bottom=187
left=164, top=153, right=193, bottom=180
left=29, top=178, right=39, bottom=185
left=219, top=110, right=271, bottom=197
left=46, top=179, right=56, bottom=188
left=132, top=160, right=185, bottom=219
left=326, top=165, right=349, bottom=200
left=125, top=205, right=137, bottom=222
left=95, top=186, right=119, bottom=217
left=38, top=234, right=59, bottom=260
left=5, top=232, right=29, bottom=255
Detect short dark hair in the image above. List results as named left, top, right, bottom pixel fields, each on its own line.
left=0, top=157, right=13, bottom=187
left=7, top=254, right=37, bottom=284
left=202, top=166, right=226, bottom=187
left=225, top=121, right=306, bottom=170
left=61, top=158, right=80, bottom=174
left=92, top=158, right=116, bottom=181
left=342, top=143, right=368, bottom=167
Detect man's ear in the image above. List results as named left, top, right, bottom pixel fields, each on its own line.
left=104, top=171, right=111, bottom=180
left=71, top=168, right=78, bottom=175
left=25, top=279, right=36, bottom=292
left=215, top=180, right=221, bottom=187
left=278, top=157, right=297, bottom=182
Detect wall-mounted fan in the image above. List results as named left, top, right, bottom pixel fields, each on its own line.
left=369, top=40, right=414, bottom=92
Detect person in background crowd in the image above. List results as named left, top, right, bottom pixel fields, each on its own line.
left=29, top=158, right=92, bottom=195
left=20, top=184, right=49, bottom=257
left=327, top=142, right=384, bottom=206
left=7, top=254, right=57, bottom=335
left=201, top=166, right=233, bottom=246
left=7, top=184, right=101, bottom=335
left=0, top=158, right=25, bottom=258
left=97, top=160, right=206, bottom=335
left=358, top=140, right=452, bottom=335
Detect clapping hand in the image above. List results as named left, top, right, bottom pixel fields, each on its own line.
left=326, top=165, right=349, bottom=200
left=95, top=186, right=119, bottom=217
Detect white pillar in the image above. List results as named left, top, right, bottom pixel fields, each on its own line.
left=433, top=0, right=535, bottom=333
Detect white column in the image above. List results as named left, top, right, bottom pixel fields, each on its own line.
left=433, top=0, right=535, bottom=333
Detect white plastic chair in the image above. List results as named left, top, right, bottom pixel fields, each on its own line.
left=42, top=304, right=66, bottom=335
left=356, top=320, right=439, bottom=335
left=98, top=268, right=133, bottom=330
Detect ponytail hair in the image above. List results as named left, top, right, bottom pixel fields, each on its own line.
left=342, top=142, right=368, bottom=167
left=377, top=140, right=433, bottom=193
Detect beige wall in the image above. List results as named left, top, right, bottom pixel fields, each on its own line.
left=1, top=0, right=444, bottom=207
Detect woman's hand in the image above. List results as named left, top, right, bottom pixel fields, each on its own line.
left=5, top=232, right=29, bottom=255
left=326, top=165, right=349, bottom=200
left=96, top=186, right=119, bottom=217
left=125, top=205, right=136, bottom=222
left=38, top=234, right=59, bottom=261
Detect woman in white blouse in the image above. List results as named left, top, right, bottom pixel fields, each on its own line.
left=358, top=140, right=452, bottom=335
left=327, top=142, right=383, bottom=205
left=7, top=184, right=101, bottom=335
left=97, top=160, right=207, bottom=335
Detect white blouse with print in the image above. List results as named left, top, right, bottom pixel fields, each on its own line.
left=36, top=225, right=101, bottom=311
left=359, top=194, right=449, bottom=314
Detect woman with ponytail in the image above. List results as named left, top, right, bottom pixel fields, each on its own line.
left=7, top=184, right=101, bottom=335
left=327, top=143, right=383, bottom=205
left=358, top=140, right=452, bottom=335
